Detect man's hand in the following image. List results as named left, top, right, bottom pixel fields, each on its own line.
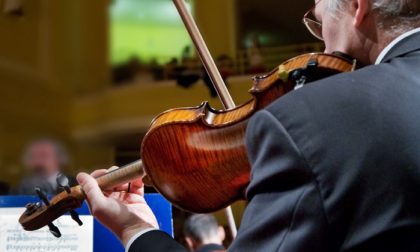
left=76, top=167, right=159, bottom=246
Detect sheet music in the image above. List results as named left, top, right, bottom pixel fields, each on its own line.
left=0, top=208, right=93, bottom=252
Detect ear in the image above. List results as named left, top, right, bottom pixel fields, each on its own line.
left=353, top=0, right=369, bottom=27
left=185, top=237, right=195, bottom=252
left=218, top=226, right=226, bottom=242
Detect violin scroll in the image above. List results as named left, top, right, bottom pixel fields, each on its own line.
left=19, top=185, right=85, bottom=233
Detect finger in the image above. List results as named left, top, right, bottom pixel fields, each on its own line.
left=131, top=177, right=144, bottom=188
left=111, top=178, right=144, bottom=194
left=130, top=178, right=145, bottom=195
left=107, top=190, right=146, bottom=204
left=90, top=169, right=107, bottom=178
left=107, top=166, right=119, bottom=172
left=77, top=172, right=108, bottom=212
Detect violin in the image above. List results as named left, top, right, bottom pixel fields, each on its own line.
left=141, top=52, right=357, bottom=213
left=18, top=0, right=357, bottom=237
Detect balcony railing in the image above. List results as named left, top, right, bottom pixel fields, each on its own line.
left=235, top=42, right=325, bottom=74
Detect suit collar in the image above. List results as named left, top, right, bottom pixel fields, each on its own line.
left=380, top=28, right=420, bottom=63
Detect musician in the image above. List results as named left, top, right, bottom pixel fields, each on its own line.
left=77, top=0, right=420, bottom=251
left=13, top=138, right=76, bottom=195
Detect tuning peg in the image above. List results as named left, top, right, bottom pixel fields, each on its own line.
left=34, top=188, right=61, bottom=238
left=47, top=222, right=61, bottom=238
left=56, top=173, right=71, bottom=193
left=24, top=202, right=41, bottom=216
left=69, top=210, right=83, bottom=226
left=35, top=187, right=50, bottom=206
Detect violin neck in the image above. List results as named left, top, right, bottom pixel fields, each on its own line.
left=95, top=160, right=145, bottom=190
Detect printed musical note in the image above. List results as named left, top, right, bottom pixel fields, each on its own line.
left=0, top=208, right=93, bottom=252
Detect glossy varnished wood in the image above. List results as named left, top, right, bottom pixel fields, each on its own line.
left=19, top=186, right=85, bottom=231
left=141, top=53, right=355, bottom=213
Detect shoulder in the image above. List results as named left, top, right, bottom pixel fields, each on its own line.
left=269, top=48, right=420, bottom=117
left=250, top=63, right=411, bottom=163
left=270, top=64, right=379, bottom=106
left=265, top=62, right=407, bottom=124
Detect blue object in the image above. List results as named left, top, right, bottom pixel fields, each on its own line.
left=0, top=194, right=173, bottom=252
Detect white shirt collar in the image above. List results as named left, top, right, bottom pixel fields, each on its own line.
left=375, top=27, right=420, bottom=65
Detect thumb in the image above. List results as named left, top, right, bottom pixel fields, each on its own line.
left=77, top=172, right=107, bottom=212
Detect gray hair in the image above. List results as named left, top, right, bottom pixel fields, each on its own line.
left=183, top=214, right=219, bottom=242
left=328, top=0, right=420, bottom=31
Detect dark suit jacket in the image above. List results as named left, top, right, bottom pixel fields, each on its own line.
left=196, top=243, right=225, bottom=252
left=129, top=32, right=420, bottom=252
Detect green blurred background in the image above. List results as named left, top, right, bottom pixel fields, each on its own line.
left=110, top=0, right=192, bottom=64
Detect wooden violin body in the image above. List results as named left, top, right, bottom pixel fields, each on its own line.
left=19, top=52, right=356, bottom=232
left=141, top=52, right=356, bottom=212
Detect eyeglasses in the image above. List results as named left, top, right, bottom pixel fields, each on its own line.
left=303, top=2, right=323, bottom=41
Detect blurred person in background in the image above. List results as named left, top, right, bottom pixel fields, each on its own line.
left=247, top=34, right=265, bottom=74
left=183, top=214, right=225, bottom=252
left=12, top=138, right=76, bottom=195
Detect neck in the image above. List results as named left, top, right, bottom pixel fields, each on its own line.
left=366, top=33, right=395, bottom=64
left=198, top=238, right=222, bottom=247
left=349, top=13, right=415, bottom=65
left=363, top=24, right=420, bottom=64
left=350, top=24, right=398, bottom=65
left=191, top=238, right=222, bottom=251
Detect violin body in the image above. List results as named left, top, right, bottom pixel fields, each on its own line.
left=141, top=53, right=356, bottom=213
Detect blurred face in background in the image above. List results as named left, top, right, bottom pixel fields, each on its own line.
left=23, top=141, right=61, bottom=179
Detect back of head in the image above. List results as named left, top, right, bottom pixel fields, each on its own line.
left=183, top=214, right=220, bottom=243
left=329, top=0, right=420, bottom=33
